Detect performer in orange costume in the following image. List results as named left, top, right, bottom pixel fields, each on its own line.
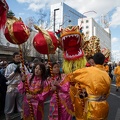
left=114, top=61, right=120, bottom=91
left=56, top=28, right=105, bottom=119
left=66, top=52, right=111, bottom=120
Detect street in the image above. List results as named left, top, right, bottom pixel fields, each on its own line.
left=108, top=81, right=120, bottom=120
left=0, top=81, right=120, bottom=120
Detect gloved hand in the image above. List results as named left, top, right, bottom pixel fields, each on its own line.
left=14, top=65, right=21, bottom=73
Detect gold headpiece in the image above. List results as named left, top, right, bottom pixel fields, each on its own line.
left=83, top=36, right=101, bottom=59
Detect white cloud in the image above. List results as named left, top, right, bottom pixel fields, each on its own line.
left=65, top=0, right=117, bottom=15
left=111, top=37, right=120, bottom=52
left=110, top=7, right=120, bottom=27
left=18, top=12, right=25, bottom=16
left=16, top=0, right=40, bottom=3
left=28, top=3, right=45, bottom=11
left=16, top=0, right=54, bottom=11
left=112, top=50, right=120, bottom=53
left=16, top=0, right=120, bottom=18
left=112, top=37, right=119, bottom=43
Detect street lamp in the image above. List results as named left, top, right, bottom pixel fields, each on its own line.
left=53, top=8, right=59, bottom=32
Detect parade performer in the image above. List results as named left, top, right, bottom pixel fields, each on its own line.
left=114, top=61, right=120, bottom=92
left=56, top=28, right=109, bottom=119
left=56, top=27, right=102, bottom=119
left=18, top=62, right=50, bottom=120
left=56, top=26, right=87, bottom=120
left=66, top=52, right=111, bottom=120
left=104, top=63, right=109, bottom=73
left=85, top=56, right=95, bottom=67
left=48, top=62, right=74, bottom=120
left=101, top=48, right=110, bottom=73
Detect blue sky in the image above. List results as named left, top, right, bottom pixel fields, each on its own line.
left=6, top=0, right=120, bottom=61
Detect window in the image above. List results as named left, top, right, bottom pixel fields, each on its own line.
left=86, top=20, right=89, bottom=23
left=81, top=21, right=84, bottom=23
left=86, top=31, right=89, bottom=34
left=86, top=26, right=89, bottom=28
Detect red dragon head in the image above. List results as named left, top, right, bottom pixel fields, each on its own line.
left=56, top=26, right=84, bottom=61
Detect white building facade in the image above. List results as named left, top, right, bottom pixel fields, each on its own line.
left=78, top=17, right=111, bottom=51
left=50, top=2, right=84, bottom=32
left=50, top=2, right=111, bottom=52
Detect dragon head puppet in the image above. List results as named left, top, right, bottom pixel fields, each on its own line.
left=83, top=36, right=110, bottom=63
left=83, top=36, right=101, bottom=60
left=56, top=26, right=87, bottom=73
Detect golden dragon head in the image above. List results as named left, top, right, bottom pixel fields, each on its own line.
left=56, top=25, right=84, bottom=60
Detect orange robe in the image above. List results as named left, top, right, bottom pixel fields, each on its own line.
left=114, top=66, right=120, bottom=87
left=67, top=65, right=111, bottom=120
left=104, top=65, right=109, bottom=73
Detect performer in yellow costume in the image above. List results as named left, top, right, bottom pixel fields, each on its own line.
left=56, top=29, right=104, bottom=119
left=104, top=63, right=109, bottom=73
left=114, top=61, right=120, bottom=91
left=56, top=26, right=87, bottom=120
left=66, top=52, right=111, bottom=120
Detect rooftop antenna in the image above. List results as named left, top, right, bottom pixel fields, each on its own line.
left=100, top=13, right=110, bottom=28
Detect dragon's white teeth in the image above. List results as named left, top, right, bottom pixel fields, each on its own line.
left=66, top=49, right=82, bottom=58
left=62, top=34, right=80, bottom=41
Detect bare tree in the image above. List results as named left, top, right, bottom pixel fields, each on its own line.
left=36, top=8, right=50, bottom=29
left=23, top=8, right=51, bottom=61
left=22, top=41, right=31, bottom=60
left=25, top=17, right=36, bottom=31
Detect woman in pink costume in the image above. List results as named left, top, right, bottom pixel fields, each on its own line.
left=18, top=62, right=50, bottom=120
left=48, top=62, right=74, bottom=120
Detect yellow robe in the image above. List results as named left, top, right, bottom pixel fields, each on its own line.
left=104, top=65, right=109, bottom=73
left=114, top=66, right=120, bottom=87
left=67, top=65, right=111, bottom=120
